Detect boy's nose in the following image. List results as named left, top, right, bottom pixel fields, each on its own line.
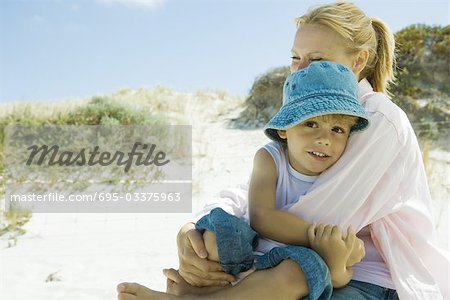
left=315, top=133, right=331, bottom=146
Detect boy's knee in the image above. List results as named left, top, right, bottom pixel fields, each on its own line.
left=273, top=259, right=308, bottom=294
left=202, top=230, right=219, bottom=262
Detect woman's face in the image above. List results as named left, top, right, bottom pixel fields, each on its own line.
left=290, top=24, right=359, bottom=77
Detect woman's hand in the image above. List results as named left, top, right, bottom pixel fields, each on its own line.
left=174, top=222, right=234, bottom=287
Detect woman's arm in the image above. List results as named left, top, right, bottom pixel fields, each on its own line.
left=248, top=148, right=312, bottom=246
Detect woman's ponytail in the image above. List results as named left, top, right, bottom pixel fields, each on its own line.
left=367, top=18, right=396, bottom=97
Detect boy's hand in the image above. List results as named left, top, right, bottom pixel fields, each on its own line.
left=307, top=224, right=354, bottom=273
left=347, top=233, right=365, bottom=267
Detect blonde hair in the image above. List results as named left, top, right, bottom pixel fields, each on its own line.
left=295, top=2, right=396, bottom=97
left=277, top=114, right=359, bottom=147
left=310, top=114, right=358, bottom=129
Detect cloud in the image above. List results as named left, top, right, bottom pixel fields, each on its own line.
left=96, top=0, right=165, bottom=10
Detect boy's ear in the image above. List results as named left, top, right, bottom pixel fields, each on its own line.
left=277, top=130, right=287, bottom=139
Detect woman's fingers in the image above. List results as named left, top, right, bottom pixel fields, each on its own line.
left=179, top=246, right=223, bottom=273
left=176, top=224, right=234, bottom=286
left=178, top=256, right=232, bottom=285
left=187, top=228, right=208, bottom=259
left=163, top=268, right=184, bottom=283
left=177, top=269, right=232, bottom=287
left=177, top=244, right=234, bottom=286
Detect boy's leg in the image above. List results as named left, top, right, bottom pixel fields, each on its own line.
left=117, top=259, right=308, bottom=300
left=202, top=259, right=309, bottom=299
left=195, top=208, right=257, bottom=276
left=165, top=268, right=229, bottom=296
left=256, top=245, right=333, bottom=300
left=202, top=230, right=219, bottom=262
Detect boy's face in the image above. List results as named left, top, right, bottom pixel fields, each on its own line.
left=277, top=117, right=352, bottom=176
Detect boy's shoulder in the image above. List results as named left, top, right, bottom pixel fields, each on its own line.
left=259, top=142, right=286, bottom=175
left=262, top=141, right=282, bottom=152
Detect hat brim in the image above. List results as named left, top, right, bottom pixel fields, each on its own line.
left=264, top=95, right=369, bottom=143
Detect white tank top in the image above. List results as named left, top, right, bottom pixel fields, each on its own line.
left=256, top=142, right=317, bottom=254
left=263, top=142, right=317, bottom=209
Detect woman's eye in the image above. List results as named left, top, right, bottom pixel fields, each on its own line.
left=291, top=56, right=300, bottom=61
left=310, top=58, right=322, bottom=62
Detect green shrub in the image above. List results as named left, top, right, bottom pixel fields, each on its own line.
left=230, top=66, right=290, bottom=128
left=58, top=96, right=166, bottom=126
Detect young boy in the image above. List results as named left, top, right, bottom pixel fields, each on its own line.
left=196, top=61, right=369, bottom=298
left=117, top=61, right=369, bottom=300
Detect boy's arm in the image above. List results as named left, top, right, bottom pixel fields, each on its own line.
left=248, top=148, right=312, bottom=247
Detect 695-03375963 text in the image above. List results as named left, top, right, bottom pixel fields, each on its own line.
left=9, top=192, right=182, bottom=203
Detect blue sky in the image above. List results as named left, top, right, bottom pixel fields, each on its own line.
left=1, top=0, right=449, bottom=103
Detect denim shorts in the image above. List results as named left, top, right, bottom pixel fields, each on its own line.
left=196, top=208, right=332, bottom=300
left=331, top=280, right=399, bottom=300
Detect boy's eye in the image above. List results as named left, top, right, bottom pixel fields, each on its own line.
left=332, top=127, right=345, bottom=134
left=304, top=121, right=318, bottom=128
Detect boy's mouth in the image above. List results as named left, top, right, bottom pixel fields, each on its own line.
left=308, top=151, right=330, bottom=158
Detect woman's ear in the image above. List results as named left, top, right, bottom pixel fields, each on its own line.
left=353, top=49, right=369, bottom=76
left=277, top=130, right=287, bottom=139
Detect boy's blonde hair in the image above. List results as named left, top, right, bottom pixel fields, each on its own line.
left=295, top=2, right=396, bottom=97
left=278, top=114, right=359, bottom=147
left=310, top=114, right=359, bottom=129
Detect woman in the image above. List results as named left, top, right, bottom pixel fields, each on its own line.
left=118, top=2, right=449, bottom=299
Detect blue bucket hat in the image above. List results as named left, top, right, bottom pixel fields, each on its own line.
left=264, top=61, right=369, bottom=143
left=195, top=208, right=258, bottom=275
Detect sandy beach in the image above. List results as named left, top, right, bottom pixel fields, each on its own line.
left=1, top=93, right=448, bottom=300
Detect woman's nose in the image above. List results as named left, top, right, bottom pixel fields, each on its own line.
left=291, top=60, right=309, bottom=73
